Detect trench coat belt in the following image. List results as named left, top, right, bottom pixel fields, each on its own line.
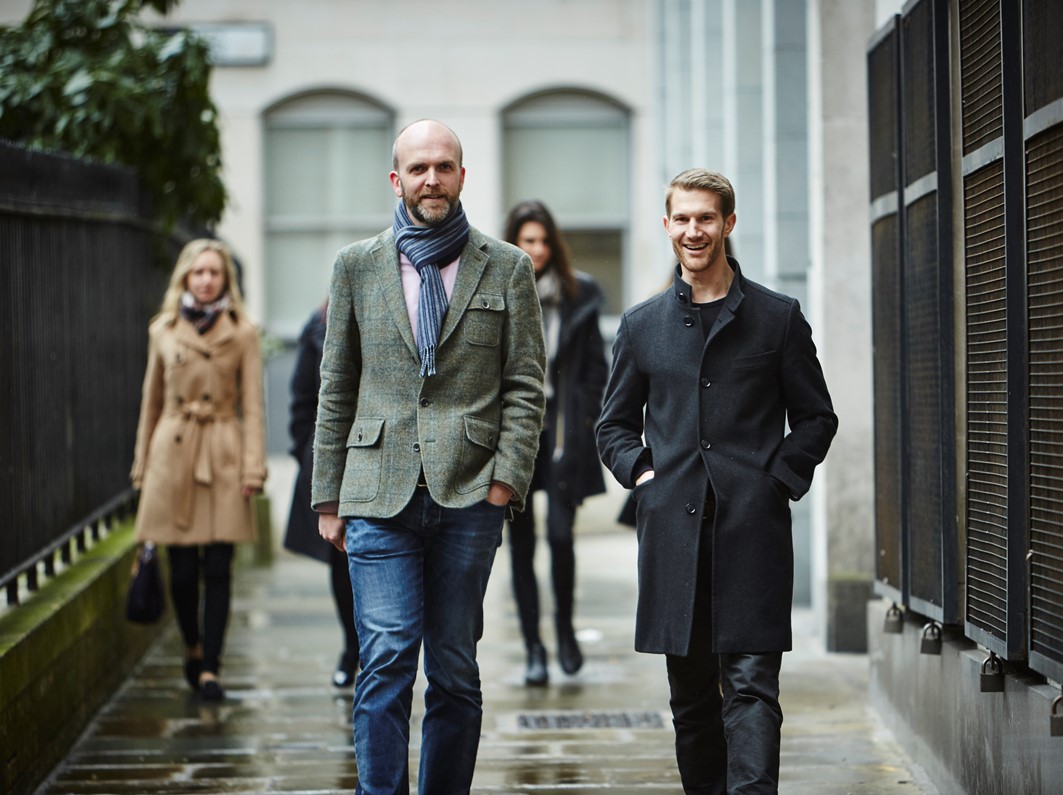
left=175, top=400, right=235, bottom=529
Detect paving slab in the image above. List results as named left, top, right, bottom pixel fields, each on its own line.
left=35, top=485, right=936, bottom=795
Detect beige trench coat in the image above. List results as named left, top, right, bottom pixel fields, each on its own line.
left=131, top=312, right=267, bottom=545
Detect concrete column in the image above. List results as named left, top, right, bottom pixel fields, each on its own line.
left=807, top=0, right=878, bottom=651
left=723, top=0, right=765, bottom=280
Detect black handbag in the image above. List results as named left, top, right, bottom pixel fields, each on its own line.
left=125, top=542, right=165, bottom=623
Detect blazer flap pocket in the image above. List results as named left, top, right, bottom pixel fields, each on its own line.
left=347, top=417, right=385, bottom=448
left=732, top=351, right=775, bottom=371
left=471, top=293, right=505, bottom=312
left=464, top=415, right=499, bottom=450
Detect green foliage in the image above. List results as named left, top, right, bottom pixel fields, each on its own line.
left=0, top=0, right=226, bottom=229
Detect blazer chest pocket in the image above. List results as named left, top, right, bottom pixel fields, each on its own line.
left=342, top=417, right=385, bottom=502
left=464, top=293, right=505, bottom=347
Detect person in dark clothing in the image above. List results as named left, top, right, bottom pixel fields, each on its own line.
left=283, top=303, right=359, bottom=687
left=502, top=200, right=608, bottom=686
left=597, top=169, right=837, bottom=793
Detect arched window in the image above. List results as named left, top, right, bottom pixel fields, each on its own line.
left=503, top=91, right=631, bottom=316
left=264, top=91, right=393, bottom=338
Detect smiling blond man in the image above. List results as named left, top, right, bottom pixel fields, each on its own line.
left=597, top=168, right=837, bottom=793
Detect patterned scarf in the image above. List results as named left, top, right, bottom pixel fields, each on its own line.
left=393, top=200, right=470, bottom=376
left=180, top=291, right=231, bottom=334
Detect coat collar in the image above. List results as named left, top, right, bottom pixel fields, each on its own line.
left=173, top=310, right=237, bottom=354
left=671, top=256, right=745, bottom=345
left=371, top=226, right=493, bottom=362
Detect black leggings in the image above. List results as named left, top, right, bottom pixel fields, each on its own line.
left=167, top=543, right=234, bottom=675
left=507, top=484, right=577, bottom=648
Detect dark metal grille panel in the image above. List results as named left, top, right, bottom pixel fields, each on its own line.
left=959, top=0, right=1003, bottom=154
left=904, top=194, right=944, bottom=607
left=868, top=30, right=899, bottom=201
left=1027, top=124, right=1063, bottom=669
left=902, top=0, right=937, bottom=184
left=872, top=214, right=904, bottom=591
left=1022, top=0, right=1063, bottom=117
left=964, top=159, right=1009, bottom=640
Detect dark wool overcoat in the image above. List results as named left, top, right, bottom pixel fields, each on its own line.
left=283, top=307, right=331, bottom=563
left=596, top=259, right=837, bottom=655
left=532, top=272, right=608, bottom=507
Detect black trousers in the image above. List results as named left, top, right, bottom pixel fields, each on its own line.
left=507, top=406, right=578, bottom=648
left=665, top=508, right=784, bottom=794
left=328, top=542, right=359, bottom=664
left=167, top=543, right=234, bottom=675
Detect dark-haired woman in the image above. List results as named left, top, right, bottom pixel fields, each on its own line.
left=131, top=239, right=267, bottom=701
left=502, top=200, right=608, bottom=685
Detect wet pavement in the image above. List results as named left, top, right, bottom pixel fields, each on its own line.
left=35, top=473, right=937, bottom=794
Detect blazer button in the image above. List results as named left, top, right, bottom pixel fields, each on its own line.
left=413, top=442, right=421, bottom=452
left=701, top=378, right=710, bottom=388
left=420, top=398, right=430, bottom=407
left=685, top=503, right=696, bottom=514
left=700, top=439, right=711, bottom=449
left=683, top=316, right=694, bottom=327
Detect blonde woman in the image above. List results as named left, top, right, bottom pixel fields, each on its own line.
left=130, top=239, right=267, bottom=701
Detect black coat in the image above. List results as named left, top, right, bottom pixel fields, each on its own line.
left=534, top=272, right=608, bottom=506
left=283, top=307, right=331, bottom=563
left=596, top=259, right=837, bottom=655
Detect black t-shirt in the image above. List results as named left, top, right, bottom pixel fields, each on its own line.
left=692, top=296, right=726, bottom=339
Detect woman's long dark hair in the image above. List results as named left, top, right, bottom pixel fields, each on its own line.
left=503, top=200, right=578, bottom=300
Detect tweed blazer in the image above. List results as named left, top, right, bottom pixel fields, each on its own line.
left=311, top=226, right=546, bottom=518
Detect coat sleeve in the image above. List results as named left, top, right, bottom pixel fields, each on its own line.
left=311, top=251, right=360, bottom=509
left=239, top=324, right=268, bottom=490
left=288, top=313, right=323, bottom=458
left=766, top=299, right=838, bottom=499
left=491, top=254, right=546, bottom=506
left=595, top=314, right=651, bottom=489
left=130, top=324, right=164, bottom=489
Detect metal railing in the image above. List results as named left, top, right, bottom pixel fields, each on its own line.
left=0, top=139, right=185, bottom=605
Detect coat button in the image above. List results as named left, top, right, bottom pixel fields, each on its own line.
left=678, top=293, right=688, bottom=304
left=177, top=396, right=185, bottom=404
left=413, top=442, right=421, bottom=452
left=683, top=316, right=694, bottom=327
left=420, top=398, right=430, bottom=407
left=685, top=503, right=696, bottom=514
left=175, top=435, right=182, bottom=443
left=357, top=431, right=362, bottom=441
left=701, top=378, right=710, bottom=388
left=202, top=393, right=210, bottom=401
left=481, top=299, right=490, bottom=308
left=701, top=439, right=711, bottom=449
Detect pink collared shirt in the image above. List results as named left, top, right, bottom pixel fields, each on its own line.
left=400, top=252, right=461, bottom=338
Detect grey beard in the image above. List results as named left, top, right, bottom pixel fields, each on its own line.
left=409, top=197, right=454, bottom=227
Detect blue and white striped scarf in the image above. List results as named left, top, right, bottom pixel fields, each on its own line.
left=393, top=200, right=470, bottom=376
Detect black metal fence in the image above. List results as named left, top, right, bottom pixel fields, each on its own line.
left=0, top=140, right=181, bottom=604
left=868, top=0, right=1063, bottom=684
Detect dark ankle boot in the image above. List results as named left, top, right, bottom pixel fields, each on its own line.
left=525, top=642, right=548, bottom=686
left=557, top=623, right=583, bottom=675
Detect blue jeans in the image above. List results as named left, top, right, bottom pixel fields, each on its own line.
left=346, top=489, right=505, bottom=795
